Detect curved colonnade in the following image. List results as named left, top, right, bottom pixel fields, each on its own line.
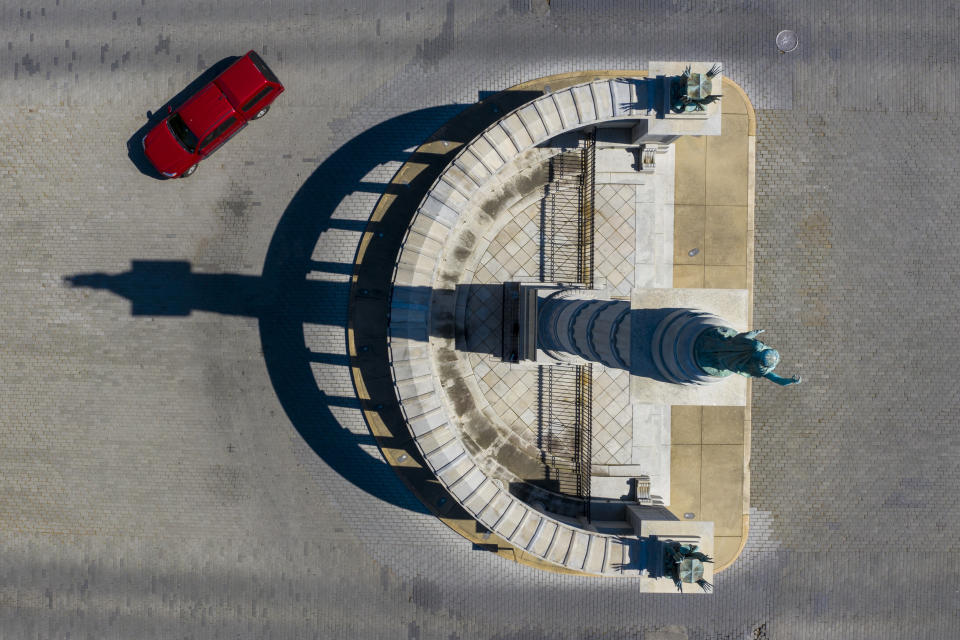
left=388, top=78, right=648, bottom=575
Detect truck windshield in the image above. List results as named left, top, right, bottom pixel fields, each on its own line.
left=167, top=114, right=198, bottom=152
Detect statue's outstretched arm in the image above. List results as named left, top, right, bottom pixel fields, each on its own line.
left=744, top=329, right=765, bottom=339
left=763, top=371, right=802, bottom=386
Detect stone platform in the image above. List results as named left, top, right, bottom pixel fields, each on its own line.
left=381, top=67, right=756, bottom=579
left=630, top=287, right=750, bottom=406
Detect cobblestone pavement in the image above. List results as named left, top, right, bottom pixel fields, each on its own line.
left=1, top=1, right=958, bottom=638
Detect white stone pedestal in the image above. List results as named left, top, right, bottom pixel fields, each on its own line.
left=630, top=288, right=750, bottom=406
left=645, top=61, right=723, bottom=137
left=637, top=518, right=715, bottom=594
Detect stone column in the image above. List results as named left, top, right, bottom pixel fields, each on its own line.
left=537, top=291, right=631, bottom=370
left=650, top=309, right=727, bottom=385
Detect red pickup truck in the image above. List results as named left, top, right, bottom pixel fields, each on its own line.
left=143, top=51, right=284, bottom=178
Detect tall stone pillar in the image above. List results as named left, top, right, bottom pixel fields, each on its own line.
left=537, top=291, right=631, bottom=370
left=649, top=309, right=727, bottom=385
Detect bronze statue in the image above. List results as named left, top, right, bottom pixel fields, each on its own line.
left=670, top=63, right=723, bottom=113
left=694, top=328, right=801, bottom=386
left=664, top=541, right=713, bottom=593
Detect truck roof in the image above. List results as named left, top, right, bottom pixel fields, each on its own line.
left=214, top=54, right=272, bottom=111
left=179, top=83, right=237, bottom=137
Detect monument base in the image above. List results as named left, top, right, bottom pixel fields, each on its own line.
left=630, top=288, right=749, bottom=406
left=637, top=518, right=715, bottom=594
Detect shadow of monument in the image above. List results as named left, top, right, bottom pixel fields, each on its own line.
left=615, top=76, right=665, bottom=118
left=65, top=259, right=434, bottom=510
left=71, top=96, right=542, bottom=519
left=73, top=105, right=472, bottom=514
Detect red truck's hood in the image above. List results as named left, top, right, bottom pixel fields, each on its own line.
left=143, top=120, right=194, bottom=175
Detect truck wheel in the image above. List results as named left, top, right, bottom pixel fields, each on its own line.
left=251, top=106, right=270, bottom=120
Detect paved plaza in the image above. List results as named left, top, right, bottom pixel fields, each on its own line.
left=1, top=1, right=958, bottom=638
left=464, top=157, right=660, bottom=469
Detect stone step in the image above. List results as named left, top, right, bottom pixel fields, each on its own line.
left=492, top=501, right=526, bottom=540
left=449, top=466, right=486, bottom=501
left=463, top=479, right=499, bottom=515
left=534, top=96, right=564, bottom=135
left=454, top=149, right=492, bottom=185
left=415, top=424, right=455, bottom=457
left=571, top=85, right=597, bottom=122
left=477, top=491, right=513, bottom=530
left=408, top=405, right=449, bottom=437
left=510, top=510, right=542, bottom=548
left=517, top=104, right=548, bottom=142
left=483, top=126, right=519, bottom=161
left=500, top=113, right=534, bottom=150
left=552, top=89, right=580, bottom=129
left=564, top=531, right=590, bottom=570
left=437, top=456, right=474, bottom=486
left=468, top=135, right=506, bottom=174
left=591, top=81, right=614, bottom=119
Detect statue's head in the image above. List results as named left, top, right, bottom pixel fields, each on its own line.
left=756, top=348, right=780, bottom=373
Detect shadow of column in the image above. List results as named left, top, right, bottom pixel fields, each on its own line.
left=72, top=92, right=550, bottom=518
left=72, top=106, right=473, bottom=514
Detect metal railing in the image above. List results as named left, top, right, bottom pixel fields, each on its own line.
left=540, top=153, right=583, bottom=283
left=574, top=363, right=592, bottom=517
left=578, top=130, right=596, bottom=287
left=533, top=133, right=597, bottom=518
left=540, top=131, right=596, bottom=285
left=537, top=364, right=590, bottom=507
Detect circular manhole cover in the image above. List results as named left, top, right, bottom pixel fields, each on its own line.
left=776, top=29, right=799, bottom=53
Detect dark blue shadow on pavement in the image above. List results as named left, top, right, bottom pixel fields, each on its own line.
left=69, top=105, right=469, bottom=514
left=259, top=105, right=471, bottom=514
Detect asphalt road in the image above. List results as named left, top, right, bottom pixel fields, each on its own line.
left=0, top=1, right=957, bottom=638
